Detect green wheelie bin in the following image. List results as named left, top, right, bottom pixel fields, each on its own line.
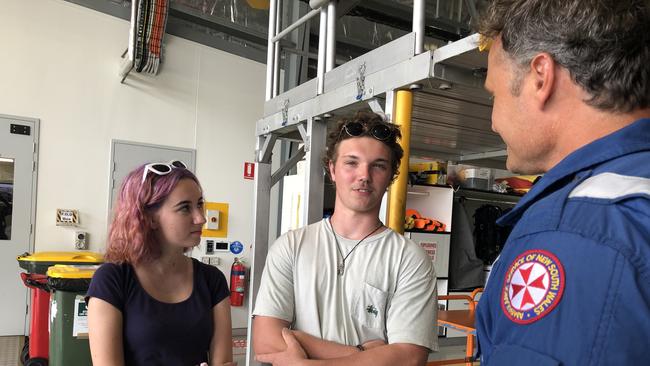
left=46, top=265, right=100, bottom=366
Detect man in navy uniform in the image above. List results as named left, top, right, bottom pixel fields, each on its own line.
left=475, top=0, right=650, bottom=364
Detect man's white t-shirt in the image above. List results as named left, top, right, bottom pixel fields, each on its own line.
left=253, top=219, right=438, bottom=351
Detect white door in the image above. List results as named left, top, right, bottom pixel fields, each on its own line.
left=109, top=140, right=196, bottom=214
left=0, top=114, right=38, bottom=335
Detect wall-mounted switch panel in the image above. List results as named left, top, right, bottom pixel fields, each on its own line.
left=75, top=231, right=88, bottom=250
left=215, top=241, right=229, bottom=251
left=206, top=210, right=220, bottom=230
left=206, top=239, right=215, bottom=254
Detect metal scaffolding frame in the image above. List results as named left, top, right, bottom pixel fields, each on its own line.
left=246, top=1, right=495, bottom=364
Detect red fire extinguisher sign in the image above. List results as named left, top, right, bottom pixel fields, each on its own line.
left=230, top=257, right=246, bottom=306
left=244, top=162, right=255, bottom=180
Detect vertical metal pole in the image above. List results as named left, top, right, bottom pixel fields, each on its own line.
left=284, top=0, right=303, bottom=90
left=303, top=118, right=326, bottom=225
left=326, top=0, right=337, bottom=71
left=266, top=0, right=278, bottom=100
left=387, top=90, right=413, bottom=234
left=384, top=90, right=396, bottom=123
left=299, top=21, right=311, bottom=85
left=317, top=8, right=328, bottom=94
left=246, top=157, right=273, bottom=366
left=413, top=0, right=425, bottom=54
left=273, top=0, right=283, bottom=97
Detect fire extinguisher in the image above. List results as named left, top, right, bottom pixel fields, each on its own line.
left=230, top=257, right=246, bottom=307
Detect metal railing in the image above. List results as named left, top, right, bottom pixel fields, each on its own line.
left=264, top=0, right=427, bottom=101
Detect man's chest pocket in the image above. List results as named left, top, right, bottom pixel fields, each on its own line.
left=352, top=282, right=388, bottom=333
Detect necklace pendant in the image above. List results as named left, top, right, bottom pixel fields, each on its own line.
left=337, top=263, right=345, bottom=276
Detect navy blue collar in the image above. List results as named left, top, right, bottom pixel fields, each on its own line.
left=499, top=118, right=650, bottom=226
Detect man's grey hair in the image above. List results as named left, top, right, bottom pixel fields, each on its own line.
left=478, top=0, right=650, bottom=113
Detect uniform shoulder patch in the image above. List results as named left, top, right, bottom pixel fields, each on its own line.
left=501, top=249, right=565, bottom=324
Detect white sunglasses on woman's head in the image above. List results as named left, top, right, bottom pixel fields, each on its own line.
left=141, top=160, right=188, bottom=182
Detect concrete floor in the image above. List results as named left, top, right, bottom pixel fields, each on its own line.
left=0, top=336, right=22, bottom=366
left=428, top=336, right=479, bottom=365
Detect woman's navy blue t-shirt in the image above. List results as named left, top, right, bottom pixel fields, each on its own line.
left=86, top=258, right=229, bottom=366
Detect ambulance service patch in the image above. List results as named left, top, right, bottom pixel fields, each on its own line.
left=501, top=249, right=565, bottom=324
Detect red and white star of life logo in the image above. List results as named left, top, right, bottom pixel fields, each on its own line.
left=501, top=249, right=565, bottom=324
left=509, top=262, right=549, bottom=310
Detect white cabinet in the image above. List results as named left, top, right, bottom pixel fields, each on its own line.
left=405, top=184, right=453, bottom=230
left=404, top=184, right=453, bottom=287
left=404, top=184, right=522, bottom=337
left=404, top=184, right=454, bottom=337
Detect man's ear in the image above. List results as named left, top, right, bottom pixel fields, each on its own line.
left=328, top=160, right=336, bottom=183
left=529, top=52, right=556, bottom=109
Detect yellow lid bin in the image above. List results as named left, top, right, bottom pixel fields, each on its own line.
left=17, top=251, right=103, bottom=275
left=47, top=264, right=101, bottom=366
left=47, top=265, right=99, bottom=279
left=47, top=264, right=100, bottom=293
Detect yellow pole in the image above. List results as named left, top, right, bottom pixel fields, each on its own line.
left=387, top=90, right=413, bottom=234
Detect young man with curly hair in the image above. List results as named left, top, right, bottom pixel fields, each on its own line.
left=253, top=112, right=437, bottom=366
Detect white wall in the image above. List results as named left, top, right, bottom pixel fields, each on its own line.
left=0, top=0, right=265, bottom=327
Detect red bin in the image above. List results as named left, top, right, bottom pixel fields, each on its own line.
left=19, top=273, right=50, bottom=363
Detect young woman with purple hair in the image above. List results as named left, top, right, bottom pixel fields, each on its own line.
left=86, top=162, right=235, bottom=366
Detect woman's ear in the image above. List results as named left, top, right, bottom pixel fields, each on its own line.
left=148, top=213, right=159, bottom=230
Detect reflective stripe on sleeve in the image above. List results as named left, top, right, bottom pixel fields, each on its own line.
left=569, top=172, right=650, bottom=199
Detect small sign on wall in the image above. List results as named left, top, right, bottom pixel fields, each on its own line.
left=244, top=162, right=255, bottom=180
left=420, top=241, right=437, bottom=261
left=230, top=241, right=244, bottom=255
left=56, top=209, right=79, bottom=226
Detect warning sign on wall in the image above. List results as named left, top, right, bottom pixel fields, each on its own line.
left=420, top=242, right=437, bottom=261
left=56, top=209, right=79, bottom=226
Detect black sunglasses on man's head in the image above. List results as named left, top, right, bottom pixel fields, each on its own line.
left=341, top=121, right=394, bottom=142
